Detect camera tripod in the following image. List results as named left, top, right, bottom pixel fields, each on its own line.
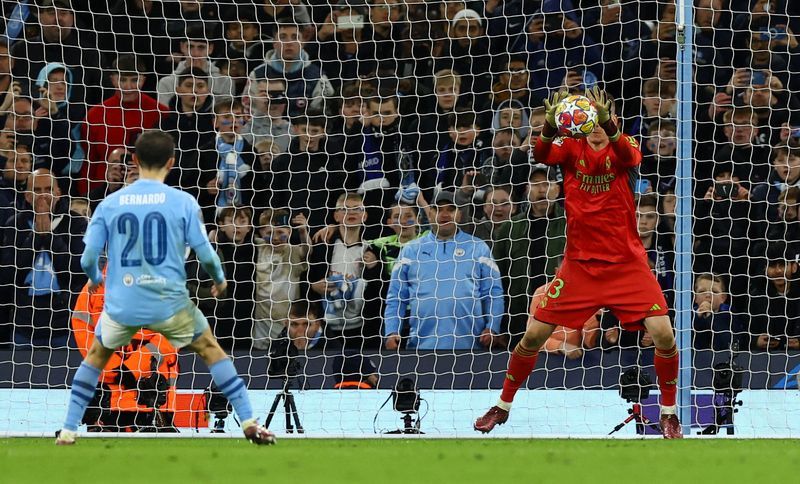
left=385, top=412, right=424, bottom=435
left=265, top=376, right=304, bottom=433
left=608, top=403, right=662, bottom=435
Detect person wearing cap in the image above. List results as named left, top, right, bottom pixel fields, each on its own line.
left=434, top=8, right=493, bottom=111
left=491, top=166, right=565, bottom=345
left=748, top=243, right=800, bottom=351
left=384, top=191, right=505, bottom=350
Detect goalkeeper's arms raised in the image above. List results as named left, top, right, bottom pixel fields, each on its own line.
left=587, top=86, right=642, bottom=169
left=533, top=90, right=573, bottom=165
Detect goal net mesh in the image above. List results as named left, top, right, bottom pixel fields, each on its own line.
left=0, top=0, right=798, bottom=437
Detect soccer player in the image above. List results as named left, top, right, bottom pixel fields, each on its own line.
left=474, top=88, right=682, bottom=439
left=56, top=131, right=275, bottom=445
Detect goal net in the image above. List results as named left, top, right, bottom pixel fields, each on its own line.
left=0, top=0, right=798, bottom=438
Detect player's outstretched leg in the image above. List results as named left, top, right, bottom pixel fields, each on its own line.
left=644, top=315, right=682, bottom=439
left=474, top=320, right=555, bottom=433
left=56, top=342, right=115, bottom=445
left=187, top=329, right=276, bottom=445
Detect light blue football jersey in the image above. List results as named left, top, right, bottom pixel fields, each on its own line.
left=83, top=178, right=212, bottom=326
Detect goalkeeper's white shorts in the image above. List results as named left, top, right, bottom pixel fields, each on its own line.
left=95, top=304, right=210, bottom=350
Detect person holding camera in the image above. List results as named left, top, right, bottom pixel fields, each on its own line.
left=694, top=163, right=754, bottom=303
left=252, top=209, right=310, bottom=351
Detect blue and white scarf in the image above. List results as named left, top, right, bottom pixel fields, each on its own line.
left=216, top=134, right=249, bottom=208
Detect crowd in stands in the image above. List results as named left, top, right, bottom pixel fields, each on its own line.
left=0, top=0, right=798, bottom=355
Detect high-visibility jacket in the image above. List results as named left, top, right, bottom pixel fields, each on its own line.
left=71, top=281, right=179, bottom=414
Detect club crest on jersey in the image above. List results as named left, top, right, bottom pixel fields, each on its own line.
left=605, top=156, right=611, bottom=170
left=122, top=274, right=134, bottom=287
left=454, top=248, right=466, bottom=257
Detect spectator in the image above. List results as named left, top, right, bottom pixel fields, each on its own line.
left=308, top=192, right=369, bottom=351
left=157, top=24, right=234, bottom=107
left=493, top=166, right=565, bottom=344
left=0, top=146, right=32, bottom=225
left=270, top=113, right=345, bottom=232
left=287, top=300, right=323, bottom=351
left=31, top=61, right=85, bottom=193
left=205, top=100, right=255, bottom=220
left=637, top=193, right=675, bottom=307
left=256, top=0, right=314, bottom=41
left=491, top=55, right=533, bottom=109
left=108, top=0, right=175, bottom=92
left=384, top=191, right=505, bottom=350
left=10, top=0, right=103, bottom=106
left=318, top=0, right=377, bottom=88
left=693, top=273, right=745, bottom=351
left=748, top=244, right=800, bottom=351
left=526, top=8, right=602, bottom=97
left=0, top=168, right=86, bottom=347
left=248, top=21, right=334, bottom=117
left=344, top=94, right=410, bottom=238
left=208, top=206, right=257, bottom=351
left=482, top=126, right=530, bottom=199
left=492, top=98, right=530, bottom=141
left=0, top=40, right=20, bottom=117
left=694, top=163, right=754, bottom=301
left=87, top=147, right=135, bottom=213
left=80, top=55, right=167, bottom=196
left=435, top=8, right=493, bottom=111
left=360, top=201, right=426, bottom=349
left=223, top=13, right=266, bottom=70
left=751, top=144, right=800, bottom=221
left=465, top=185, right=516, bottom=246
left=420, top=111, right=491, bottom=205
left=242, top=77, right=291, bottom=153
left=369, top=0, right=414, bottom=76
left=160, top=68, right=216, bottom=194
left=641, top=119, right=678, bottom=192
left=252, top=209, right=310, bottom=351
left=530, top=277, right=601, bottom=360
left=701, top=108, right=771, bottom=192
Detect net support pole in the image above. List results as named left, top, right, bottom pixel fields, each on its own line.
left=675, top=0, right=695, bottom=435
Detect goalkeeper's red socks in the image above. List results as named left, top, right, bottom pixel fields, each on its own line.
left=654, top=344, right=679, bottom=411
left=498, top=343, right=539, bottom=409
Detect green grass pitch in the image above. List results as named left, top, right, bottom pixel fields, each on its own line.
left=1, top=438, right=797, bottom=483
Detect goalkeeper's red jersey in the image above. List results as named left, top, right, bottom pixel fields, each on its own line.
left=533, top=134, right=646, bottom=263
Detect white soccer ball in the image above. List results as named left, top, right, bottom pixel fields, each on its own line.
left=555, top=95, right=599, bottom=138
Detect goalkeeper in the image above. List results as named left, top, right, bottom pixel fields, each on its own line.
left=475, top=88, right=681, bottom=439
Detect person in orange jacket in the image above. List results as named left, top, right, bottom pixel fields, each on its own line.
left=71, top=278, right=179, bottom=431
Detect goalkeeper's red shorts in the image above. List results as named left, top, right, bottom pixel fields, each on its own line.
left=532, top=255, right=669, bottom=331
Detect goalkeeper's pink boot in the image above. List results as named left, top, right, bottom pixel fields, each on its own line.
left=474, top=406, right=509, bottom=433
left=660, top=414, right=683, bottom=439
left=242, top=419, right=277, bottom=445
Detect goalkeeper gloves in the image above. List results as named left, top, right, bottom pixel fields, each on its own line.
left=542, top=90, right=570, bottom=129
left=587, top=86, right=612, bottom=125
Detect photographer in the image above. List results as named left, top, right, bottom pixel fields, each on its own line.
left=694, top=163, right=754, bottom=302
left=71, top=278, right=178, bottom=432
